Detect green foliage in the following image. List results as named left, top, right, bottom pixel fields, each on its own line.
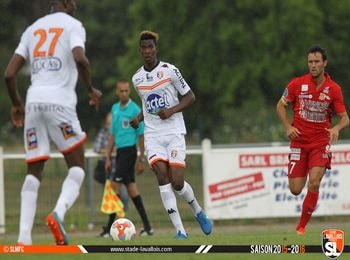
left=1, top=0, right=350, bottom=146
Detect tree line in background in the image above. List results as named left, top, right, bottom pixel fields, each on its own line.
left=1, top=0, right=350, bottom=147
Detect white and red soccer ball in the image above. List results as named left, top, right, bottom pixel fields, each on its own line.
left=110, top=218, right=136, bottom=241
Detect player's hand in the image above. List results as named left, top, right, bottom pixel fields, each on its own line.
left=88, top=87, right=102, bottom=110
left=158, top=108, right=175, bottom=120
left=11, top=105, right=25, bottom=127
left=325, top=127, right=339, bottom=145
left=130, top=117, right=139, bottom=129
left=286, top=125, right=301, bottom=140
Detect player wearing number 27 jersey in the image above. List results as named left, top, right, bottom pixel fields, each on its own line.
left=16, top=12, right=84, bottom=108
left=5, top=0, right=101, bottom=245
left=132, top=61, right=190, bottom=137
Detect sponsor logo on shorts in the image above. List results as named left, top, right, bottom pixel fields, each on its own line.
left=26, top=128, right=38, bottom=150
left=290, top=153, right=300, bottom=161
left=59, top=123, right=77, bottom=140
left=322, top=229, right=344, bottom=259
left=290, top=148, right=301, bottom=161
left=290, top=148, right=301, bottom=153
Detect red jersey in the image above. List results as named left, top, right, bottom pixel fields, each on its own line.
left=281, top=73, right=346, bottom=147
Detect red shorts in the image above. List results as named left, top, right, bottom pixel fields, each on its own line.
left=288, top=145, right=331, bottom=178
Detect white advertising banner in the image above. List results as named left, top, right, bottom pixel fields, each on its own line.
left=202, top=140, right=350, bottom=220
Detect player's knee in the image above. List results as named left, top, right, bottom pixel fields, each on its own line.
left=290, top=187, right=303, bottom=196
left=171, top=182, right=184, bottom=192
left=308, top=181, right=320, bottom=192
left=68, top=166, right=85, bottom=186
left=21, top=174, right=40, bottom=193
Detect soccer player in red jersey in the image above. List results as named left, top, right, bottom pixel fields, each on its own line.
left=276, top=45, right=349, bottom=235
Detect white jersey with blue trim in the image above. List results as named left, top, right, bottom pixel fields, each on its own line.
left=132, top=61, right=191, bottom=137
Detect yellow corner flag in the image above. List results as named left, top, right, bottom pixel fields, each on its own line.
left=100, top=179, right=125, bottom=218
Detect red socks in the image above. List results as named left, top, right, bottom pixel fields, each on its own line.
left=297, top=191, right=319, bottom=230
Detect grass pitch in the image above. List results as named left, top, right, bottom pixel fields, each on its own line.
left=1, top=219, right=349, bottom=260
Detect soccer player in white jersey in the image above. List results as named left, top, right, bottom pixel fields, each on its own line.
left=4, top=0, right=101, bottom=245
left=130, top=30, right=212, bottom=239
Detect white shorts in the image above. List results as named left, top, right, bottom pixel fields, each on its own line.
left=24, top=103, right=87, bottom=163
left=144, top=134, right=186, bottom=168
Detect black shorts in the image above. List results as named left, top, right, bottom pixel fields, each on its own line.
left=110, top=145, right=137, bottom=185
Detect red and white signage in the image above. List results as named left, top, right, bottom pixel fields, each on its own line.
left=202, top=140, right=350, bottom=219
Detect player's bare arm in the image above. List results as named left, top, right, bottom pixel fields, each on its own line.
left=4, top=53, right=26, bottom=127
left=130, top=111, right=144, bottom=129
left=158, top=90, right=195, bottom=120
left=326, top=112, right=350, bottom=145
left=276, top=99, right=301, bottom=139
left=72, top=46, right=102, bottom=110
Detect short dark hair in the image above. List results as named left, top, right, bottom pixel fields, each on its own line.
left=139, top=30, right=159, bottom=46
left=116, top=78, right=128, bottom=84
left=308, top=45, right=327, bottom=61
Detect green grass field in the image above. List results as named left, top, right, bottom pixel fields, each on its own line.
left=1, top=219, right=349, bottom=259
left=2, top=154, right=350, bottom=259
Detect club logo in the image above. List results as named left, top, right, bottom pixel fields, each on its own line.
left=157, top=71, right=164, bottom=79
left=171, top=150, right=178, bottom=158
left=322, top=229, right=344, bottom=259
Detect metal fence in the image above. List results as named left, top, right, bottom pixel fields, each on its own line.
left=0, top=146, right=204, bottom=235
